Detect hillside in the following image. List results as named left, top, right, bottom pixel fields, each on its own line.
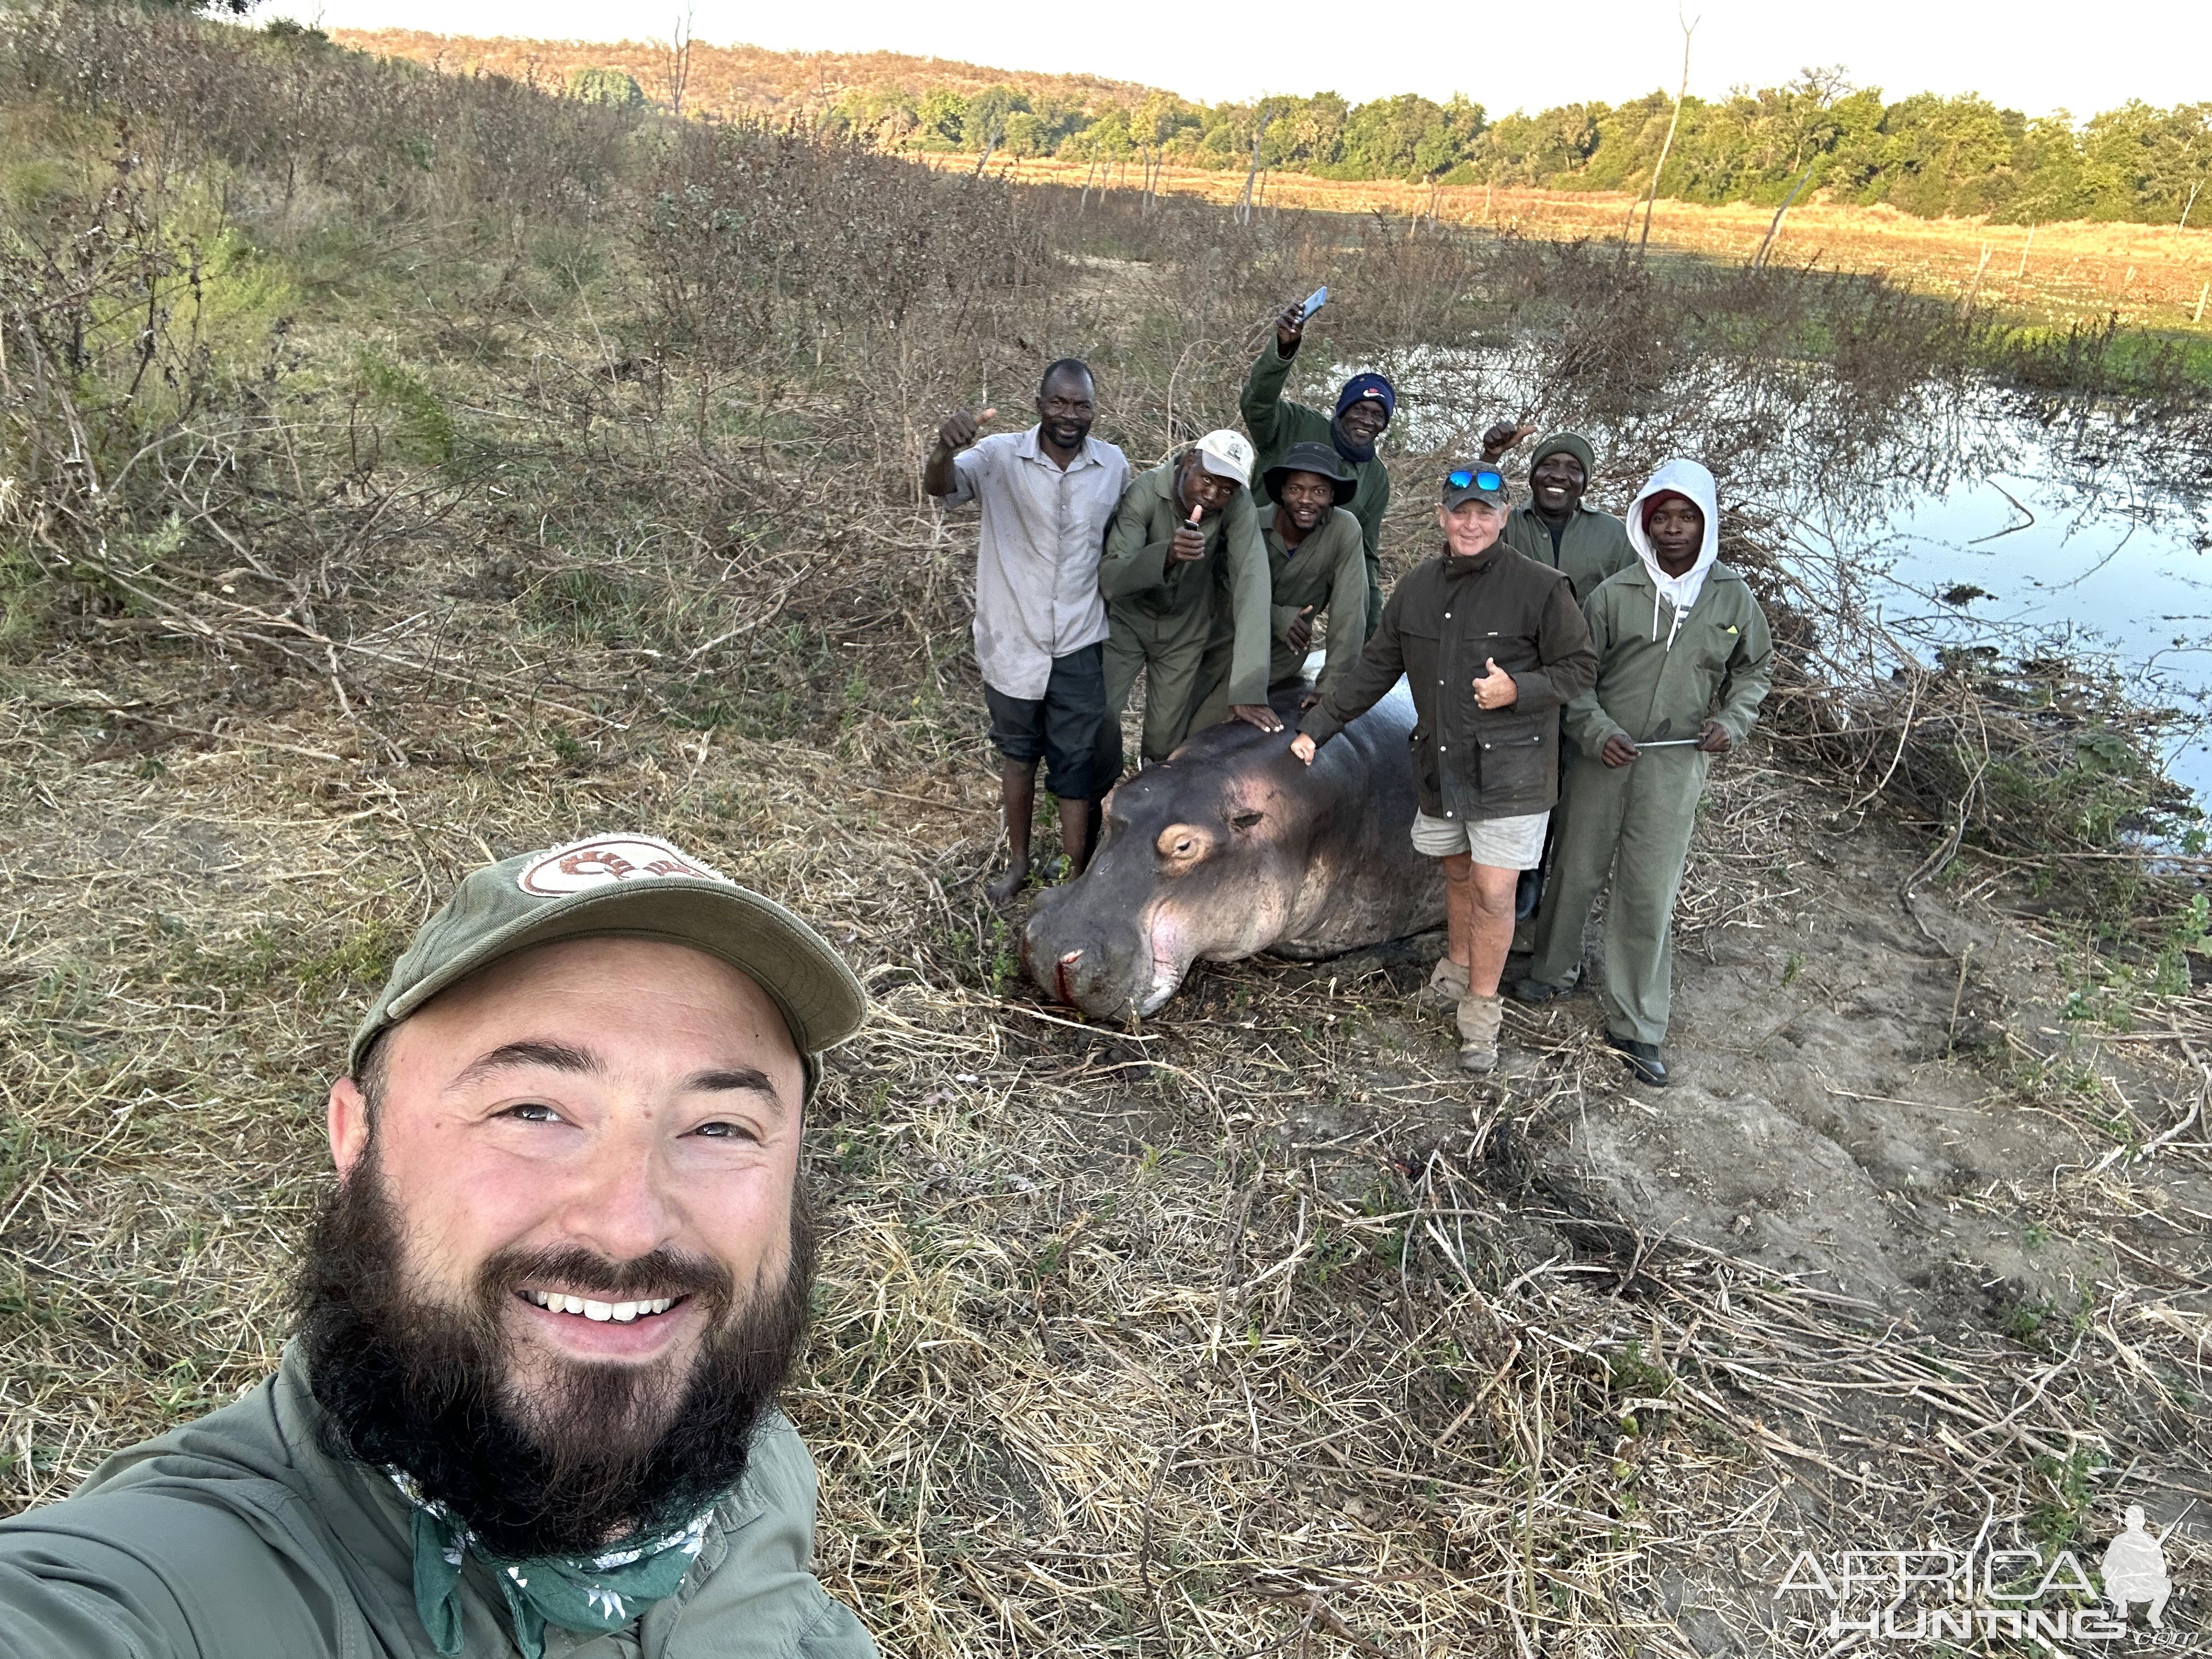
left=330, top=27, right=1158, bottom=124
left=334, top=25, right=2212, bottom=228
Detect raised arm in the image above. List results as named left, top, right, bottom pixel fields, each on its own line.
left=1240, top=303, right=1307, bottom=457
left=923, top=407, right=996, bottom=501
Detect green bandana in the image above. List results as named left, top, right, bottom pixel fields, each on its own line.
left=392, top=1472, right=715, bottom=1658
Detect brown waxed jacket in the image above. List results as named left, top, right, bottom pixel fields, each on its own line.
left=1301, top=544, right=1598, bottom=821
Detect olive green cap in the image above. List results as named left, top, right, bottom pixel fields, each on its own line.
left=349, top=834, right=866, bottom=1097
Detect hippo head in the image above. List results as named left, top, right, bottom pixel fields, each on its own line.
left=1023, top=731, right=1307, bottom=1019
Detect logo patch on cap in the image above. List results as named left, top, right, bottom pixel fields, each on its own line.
left=517, top=834, right=730, bottom=896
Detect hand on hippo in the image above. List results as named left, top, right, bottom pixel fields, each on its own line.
left=1696, top=719, right=1733, bottom=754
left=937, top=406, right=996, bottom=450
left=1290, top=732, right=1317, bottom=765
left=1231, top=703, right=1284, bottom=734
left=1169, top=503, right=1206, bottom=563
left=1284, top=603, right=1316, bottom=655
left=1600, top=733, right=1640, bottom=767
left=1472, top=657, right=1519, bottom=710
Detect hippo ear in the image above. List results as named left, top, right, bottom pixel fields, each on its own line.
left=1229, top=810, right=1264, bottom=830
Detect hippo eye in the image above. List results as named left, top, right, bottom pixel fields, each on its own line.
left=1155, top=823, right=1206, bottom=864
left=1229, top=810, right=1263, bottom=830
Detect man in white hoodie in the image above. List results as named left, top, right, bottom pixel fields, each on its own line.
left=1511, top=460, right=1773, bottom=1087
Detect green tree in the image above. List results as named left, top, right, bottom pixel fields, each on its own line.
left=914, top=88, right=968, bottom=150
left=567, top=67, right=644, bottom=109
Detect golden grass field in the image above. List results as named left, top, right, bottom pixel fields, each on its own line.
left=934, top=153, right=2212, bottom=336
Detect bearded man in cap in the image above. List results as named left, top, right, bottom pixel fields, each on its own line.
left=1094, top=430, right=1282, bottom=787
left=0, top=834, right=876, bottom=1658
left=1243, top=296, right=1396, bottom=640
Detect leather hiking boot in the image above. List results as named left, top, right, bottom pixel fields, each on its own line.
left=1456, top=992, right=1503, bottom=1074
left=1508, top=976, right=1572, bottom=1005
left=1608, top=1035, right=1670, bottom=1087
left=1421, top=956, right=1470, bottom=1009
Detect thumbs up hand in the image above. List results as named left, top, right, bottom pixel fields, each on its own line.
left=938, top=406, right=997, bottom=450
left=1285, top=603, right=1317, bottom=654
left=1169, top=502, right=1207, bottom=563
left=1472, top=656, right=1519, bottom=709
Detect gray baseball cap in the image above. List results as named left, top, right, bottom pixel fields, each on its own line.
left=350, top=833, right=866, bottom=1097
left=1442, top=464, right=1509, bottom=510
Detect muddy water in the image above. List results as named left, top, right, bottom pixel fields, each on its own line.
left=1773, top=393, right=2212, bottom=799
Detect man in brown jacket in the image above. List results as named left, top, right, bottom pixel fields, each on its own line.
left=1292, top=467, right=1598, bottom=1073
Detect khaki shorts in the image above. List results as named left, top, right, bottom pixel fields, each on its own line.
left=1412, top=808, right=1549, bottom=868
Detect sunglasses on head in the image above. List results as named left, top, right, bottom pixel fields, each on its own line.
left=1446, top=469, right=1504, bottom=493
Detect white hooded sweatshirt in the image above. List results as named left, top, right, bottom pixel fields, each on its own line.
left=1624, top=458, right=1720, bottom=651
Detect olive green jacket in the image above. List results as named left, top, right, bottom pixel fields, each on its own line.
left=1101, top=460, right=1273, bottom=707
left=0, top=1345, right=874, bottom=1659
left=1260, top=503, right=1369, bottom=692
left=1498, top=503, right=1637, bottom=606
left=1561, top=563, right=1774, bottom=753
left=1240, top=343, right=1390, bottom=626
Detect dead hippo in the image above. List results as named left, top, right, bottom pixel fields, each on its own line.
left=1024, top=679, right=1442, bottom=1019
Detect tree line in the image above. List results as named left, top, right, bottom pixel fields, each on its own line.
left=800, top=70, right=2209, bottom=227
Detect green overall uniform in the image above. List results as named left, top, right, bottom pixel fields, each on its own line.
left=1097, top=460, right=1272, bottom=780
left=1499, top=502, right=1637, bottom=607
left=1241, top=343, right=1390, bottom=637
left=1188, top=501, right=1369, bottom=727
left=1527, top=563, right=1774, bottom=1045
left=0, top=1343, right=875, bottom=1658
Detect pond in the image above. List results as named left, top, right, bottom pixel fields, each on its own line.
left=1771, top=392, right=2212, bottom=802
left=1379, top=343, right=2212, bottom=809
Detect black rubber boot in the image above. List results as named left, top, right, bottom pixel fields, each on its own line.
left=1607, top=1035, right=1670, bottom=1087
left=1508, top=977, right=1572, bottom=1005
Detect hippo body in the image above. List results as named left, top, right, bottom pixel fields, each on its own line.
left=1025, top=678, right=1444, bottom=1019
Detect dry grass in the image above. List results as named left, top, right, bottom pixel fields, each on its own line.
left=927, top=154, right=2212, bottom=337
left=4, top=16, right=2210, bottom=1654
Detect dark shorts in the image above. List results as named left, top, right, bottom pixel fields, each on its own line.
left=984, top=643, right=1105, bottom=799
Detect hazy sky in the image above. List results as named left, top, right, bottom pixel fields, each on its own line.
left=296, top=0, right=2205, bottom=119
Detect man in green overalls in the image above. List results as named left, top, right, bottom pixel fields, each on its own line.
left=1243, top=296, right=1395, bottom=638
left=1474, top=424, right=1641, bottom=945
left=1187, top=440, right=1368, bottom=726
left=1513, top=460, right=1774, bottom=1088
left=1096, top=430, right=1281, bottom=786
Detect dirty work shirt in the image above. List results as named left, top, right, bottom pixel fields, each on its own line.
left=1096, top=461, right=1272, bottom=775
left=1186, top=501, right=1368, bottom=732
left=1300, top=545, right=1596, bottom=822
left=1528, top=562, right=1774, bottom=1043
left=0, top=1344, right=876, bottom=1659
left=935, top=425, right=1130, bottom=699
left=1498, top=502, right=1636, bottom=607
left=1241, top=343, right=1390, bottom=635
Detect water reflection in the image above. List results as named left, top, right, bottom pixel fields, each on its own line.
left=1385, top=344, right=2212, bottom=802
